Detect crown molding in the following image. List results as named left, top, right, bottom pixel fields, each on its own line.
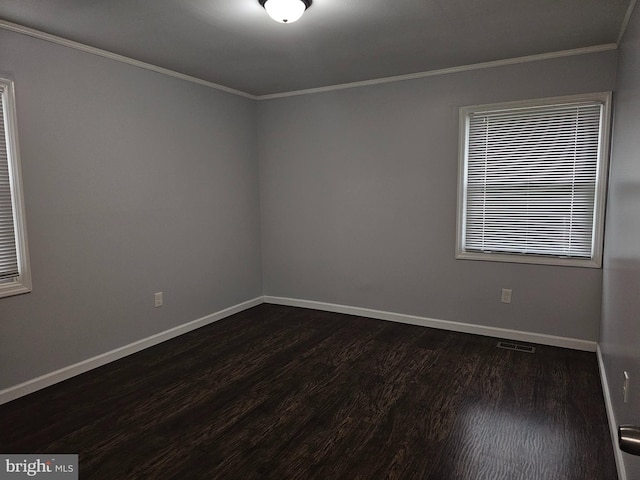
left=0, top=18, right=618, bottom=101
left=0, top=19, right=257, bottom=100
left=257, top=44, right=618, bottom=100
left=617, top=0, right=638, bottom=45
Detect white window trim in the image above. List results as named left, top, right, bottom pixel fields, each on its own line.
left=0, top=77, right=31, bottom=298
left=456, top=92, right=612, bottom=268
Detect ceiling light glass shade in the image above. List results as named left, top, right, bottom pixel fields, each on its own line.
left=259, top=0, right=311, bottom=24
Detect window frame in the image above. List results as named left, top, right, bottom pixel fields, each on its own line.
left=0, top=77, right=31, bottom=298
left=456, top=92, right=612, bottom=268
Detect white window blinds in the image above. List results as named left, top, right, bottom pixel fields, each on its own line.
left=458, top=94, right=610, bottom=267
left=0, top=83, right=20, bottom=280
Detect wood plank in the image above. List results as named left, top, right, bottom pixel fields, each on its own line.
left=0, top=304, right=617, bottom=479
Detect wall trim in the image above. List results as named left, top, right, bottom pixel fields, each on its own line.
left=0, top=19, right=256, bottom=100
left=256, top=44, right=618, bottom=100
left=597, top=345, right=627, bottom=480
left=0, top=18, right=616, bottom=102
left=264, top=296, right=598, bottom=352
left=618, top=0, right=638, bottom=45
left=0, top=296, right=264, bottom=406
left=0, top=294, right=602, bottom=405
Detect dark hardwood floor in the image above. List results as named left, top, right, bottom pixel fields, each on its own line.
left=0, top=304, right=617, bottom=479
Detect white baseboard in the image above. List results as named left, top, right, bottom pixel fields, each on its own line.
left=0, top=296, right=264, bottom=406
left=1, top=295, right=599, bottom=407
left=597, top=345, right=626, bottom=480
left=263, top=296, right=597, bottom=352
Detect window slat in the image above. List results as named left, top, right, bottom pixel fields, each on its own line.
left=0, top=85, right=20, bottom=279
left=0, top=78, right=31, bottom=297
left=458, top=96, right=609, bottom=266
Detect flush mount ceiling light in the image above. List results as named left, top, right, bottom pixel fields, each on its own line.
left=259, top=0, right=312, bottom=24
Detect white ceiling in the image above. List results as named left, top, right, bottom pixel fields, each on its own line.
left=0, top=0, right=633, bottom=96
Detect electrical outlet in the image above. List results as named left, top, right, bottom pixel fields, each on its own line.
left=624, top=371, right=630, bottom=403
left=154, top=292, right=163, bottom=308
left=500, top=288, right=512, bottom=304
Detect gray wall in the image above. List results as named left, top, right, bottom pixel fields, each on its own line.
left=0, top=29, right=263, bottom=390
left=258, top=51, right=617, bottom=341
left=0, top=23, right=622, bottom=396
left=601, top=4, right=640, bottom=478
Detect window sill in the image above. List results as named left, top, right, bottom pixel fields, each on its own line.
left=455, top=250, right=601, bottom=269
left=0, top=278, right=32, bottom=299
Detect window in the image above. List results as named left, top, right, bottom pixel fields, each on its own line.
left=456, top=92, right=611, bottom=268
left=0, top=77, right=31, bottom=298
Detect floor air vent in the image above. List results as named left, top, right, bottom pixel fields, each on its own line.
left=496, top=341, right=536, bottom=353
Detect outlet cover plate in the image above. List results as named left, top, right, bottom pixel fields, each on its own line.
left=501, top=288, right=512, bottom=304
